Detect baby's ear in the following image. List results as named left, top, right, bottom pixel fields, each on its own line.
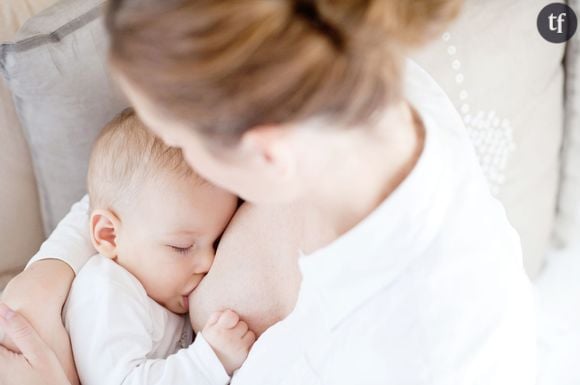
left=90, top=209, right=120, bottom=260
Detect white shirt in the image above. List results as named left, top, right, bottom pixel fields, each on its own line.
left=227, top=60, right=536, bottom=385
left=63, top=254, right=230, bottom=385
left=30, top=60, right=536, bottom=384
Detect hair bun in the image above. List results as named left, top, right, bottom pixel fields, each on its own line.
left=293, top=0, right=345, bottom=49
left=296, top=0, right=462, bottom=52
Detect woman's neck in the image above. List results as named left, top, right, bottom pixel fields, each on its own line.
left=297, top=100, right=425, bottom=254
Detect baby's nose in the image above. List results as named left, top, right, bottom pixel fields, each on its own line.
left=194, top=248, right=214, bottom=274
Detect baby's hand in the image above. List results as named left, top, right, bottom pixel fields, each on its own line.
left=201, top=309, right=256, bottom=375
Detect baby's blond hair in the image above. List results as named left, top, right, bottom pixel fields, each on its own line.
left=88, top=108, right=197, bottom=211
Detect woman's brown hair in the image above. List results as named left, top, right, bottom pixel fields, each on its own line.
left=107, top=0, right=463, bottom=141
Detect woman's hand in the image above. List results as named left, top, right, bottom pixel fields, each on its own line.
left=0, top=260, right=78, bottom=385
left=0, top=304, right=71, bottom=385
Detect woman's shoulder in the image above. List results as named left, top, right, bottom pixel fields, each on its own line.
left=404, top=59, right=466, bottom=139
left=404, top=59, right=488, bottom=188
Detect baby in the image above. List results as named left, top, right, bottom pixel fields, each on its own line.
left=63, top=108, right=254, bottom=385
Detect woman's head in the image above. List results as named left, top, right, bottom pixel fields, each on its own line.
left=106, top=0, right=462, bottom=202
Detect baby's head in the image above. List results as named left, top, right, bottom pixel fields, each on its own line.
left=88, top=108, right=238, bottom=314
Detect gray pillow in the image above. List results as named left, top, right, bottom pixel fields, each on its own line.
left=0, top=0, right=128, bottom=234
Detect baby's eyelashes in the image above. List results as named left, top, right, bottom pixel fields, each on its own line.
left=168, top=243, right=195, bottom=254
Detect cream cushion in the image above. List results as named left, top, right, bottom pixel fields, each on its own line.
left=412, top=0, right=565, bottom=278
left=553, top=0, right=580, bottom=249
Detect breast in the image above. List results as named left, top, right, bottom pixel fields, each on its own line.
left=188, top=203, right=302, bottom=336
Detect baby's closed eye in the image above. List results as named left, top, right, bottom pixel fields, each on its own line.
left=168, top=244, right=195, bottom=254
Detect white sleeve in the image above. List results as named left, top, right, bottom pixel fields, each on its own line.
left=120, top=335, right=231, bottom=385
left=65, top=271, right=230, bottom=385
left=26, top=194, right=94, bottom=274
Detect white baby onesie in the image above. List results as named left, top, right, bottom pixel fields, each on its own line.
left=64, top=254, right=230, bottom=385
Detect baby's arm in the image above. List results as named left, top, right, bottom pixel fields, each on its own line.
left=117, top=311, right=256, bottom=385
left=67, top=265, right=252, bottom=385
left=117, top=335, right=233, bottom=385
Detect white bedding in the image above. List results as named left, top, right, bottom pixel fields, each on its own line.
left=536, top=242, right=580, bottom=385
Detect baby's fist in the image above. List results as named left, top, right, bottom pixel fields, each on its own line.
left=202, top=309, right=256, bottom=375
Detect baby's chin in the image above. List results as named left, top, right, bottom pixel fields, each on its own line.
left=156, top=297, right=189, bottom=315
left=173, top=305, right=189, bottom=315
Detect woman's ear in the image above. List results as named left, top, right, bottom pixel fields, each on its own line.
left=240, top=125, right=296, bottom=180
left=90, top=209, right=121, bottom=260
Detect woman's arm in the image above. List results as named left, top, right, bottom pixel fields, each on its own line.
left=26, top=194, right=95, bottom=273
left=0, top=303, right=71, bottom=385
left=0, top=194, right=95, bottom=385
left=1, top=260, right=76, bottom=384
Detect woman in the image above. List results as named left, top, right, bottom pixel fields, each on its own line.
left=0, top=1, right=535, bottom=384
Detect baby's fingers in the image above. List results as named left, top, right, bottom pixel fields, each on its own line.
left=242, top=330, right=256, bottom=348
left=231, top=320, right=249, bottom=338
left=206, top=312, right=221, bottom=326
left=216, top=309, right=239, bottom=329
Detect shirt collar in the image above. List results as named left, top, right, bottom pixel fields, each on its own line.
left=298, top=59, right=459, bottom=330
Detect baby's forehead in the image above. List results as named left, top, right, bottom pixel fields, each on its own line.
left=134, top=167, right=204, bottom=198
left=131, top=169, right=210, bottom=210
